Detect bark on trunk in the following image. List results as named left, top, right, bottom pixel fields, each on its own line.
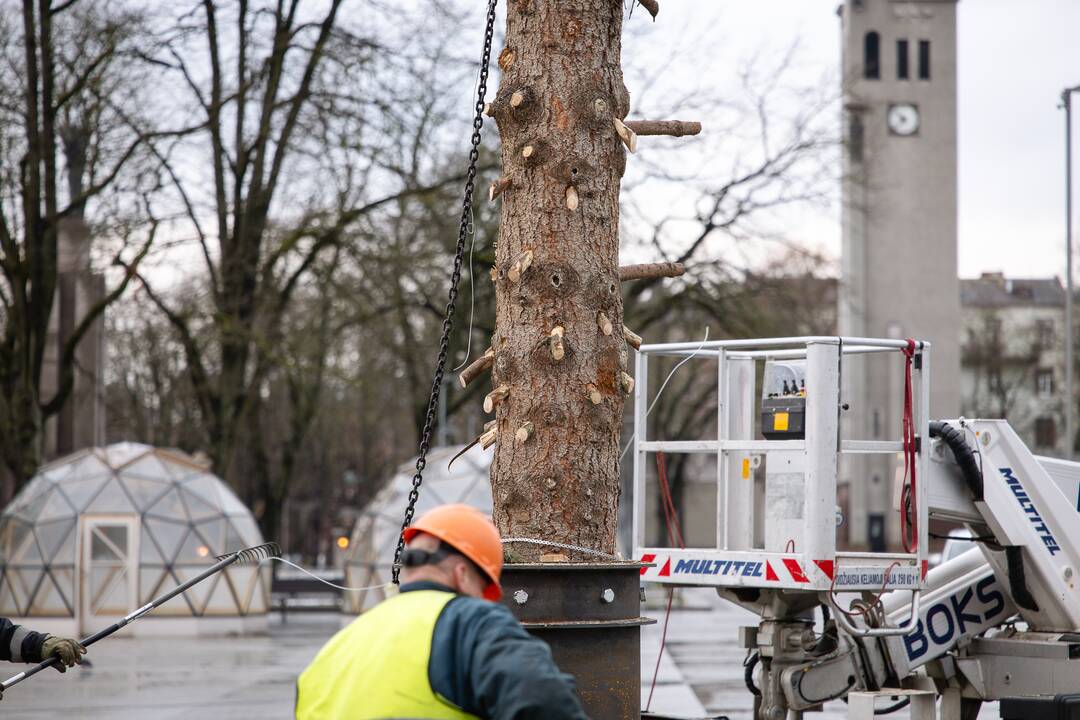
left=491, top=0, right=630, bottom=556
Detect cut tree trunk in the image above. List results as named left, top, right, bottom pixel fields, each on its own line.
left=490, top=0, right=630, bottom=557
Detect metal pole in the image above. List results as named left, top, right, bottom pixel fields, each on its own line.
left=1067, top=88, right=1077, bottom=459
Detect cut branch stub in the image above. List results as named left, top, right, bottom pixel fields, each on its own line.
left=484, top=384, right=510, bottom=414
left=619, top=262, right=685, bottom=282
left=623, top=120, right=701, bottom=137
left=637, top=0, right=659, bottom=19
left=484, top=103, right=495, bottom=117
left=620, top=371, right=635, bottom=395
left=613, top=118, right=638, bottom=153
left=510, top=90, right=526, bottom=108
left=515, top=421, right=534, bottom=444
left=507, top=249, right=534, bottom=283
left=522, top=144, right=536, bottom=160
left=459, top=347, right=495, bottom=388
left=484, top=419, right=497, bottom=432
left=489, top=176, right=512, bottom=203
left=596, top=311, right=613, bottom=336
left=624, top=325, right=643, bottom=350
left=587, top=384, right=602, bottom=405
left=549, top=326, right=565, bottom=361
left=498, top=47, right=516, bottom=72
left=480, top=427, right=499, bottom=450
left=565, top=185, right=579, bottom=211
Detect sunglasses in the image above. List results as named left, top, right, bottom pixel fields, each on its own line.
left=401, top=542, right=490, bottom=591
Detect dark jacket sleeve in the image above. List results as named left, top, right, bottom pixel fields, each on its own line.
left=429, top=597, right=589, bottom=720
left=0, top=617, right=46, bottom=664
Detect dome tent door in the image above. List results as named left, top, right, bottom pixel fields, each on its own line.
left=79, top=517, right=138, bottom=635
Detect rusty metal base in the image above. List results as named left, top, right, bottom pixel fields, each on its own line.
left=501, top=562, right=654, bottom=719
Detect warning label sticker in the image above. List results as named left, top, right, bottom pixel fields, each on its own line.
left=831, top=565, right=921, bottom=589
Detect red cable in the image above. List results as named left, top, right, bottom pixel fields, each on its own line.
left=900, top=339, right=918, bottom=553
left=646, top=452, right=684, bottom=712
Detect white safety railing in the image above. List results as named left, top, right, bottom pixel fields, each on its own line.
left=632, top=337, right=929, bottom=603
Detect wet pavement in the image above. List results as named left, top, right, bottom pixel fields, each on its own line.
left=0, top=596, right=1000, bottom=719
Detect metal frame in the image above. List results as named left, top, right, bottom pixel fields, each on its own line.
left=633, top=336, right=929, bottom=594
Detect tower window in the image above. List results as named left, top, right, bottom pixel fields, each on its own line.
left=848, top=113, right=865, bottom=163
left=897, top=39, right=909, bottom=79
left=918, top=40, right=931, bottom=80
left=864, top=31, right=880, bottom=79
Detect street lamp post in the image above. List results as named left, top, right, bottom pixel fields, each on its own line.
left=1065, top=85, right=1080, bottom=459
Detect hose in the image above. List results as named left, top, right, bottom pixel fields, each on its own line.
left=743, top=652, right=761, bottom=697
left=875, top=697, right=911, bottom=714
left=928, top=421, right=983, bottom=499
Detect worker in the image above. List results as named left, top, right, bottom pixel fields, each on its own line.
left=296, top=504, right=589, bottom=719
left=0, top=619, right=86, bottom=700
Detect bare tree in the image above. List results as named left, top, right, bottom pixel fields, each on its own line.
left=0, top=1, right=171, bottom=496
left=124, top=0, right=489, bottom=539
left=962, top=312, right=1042, bottom=421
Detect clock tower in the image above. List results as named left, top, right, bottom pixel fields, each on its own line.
left=838, top=0, right=960, bottom=549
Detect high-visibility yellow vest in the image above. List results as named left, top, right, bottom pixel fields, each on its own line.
left=295, top=589, right=480, bottom=720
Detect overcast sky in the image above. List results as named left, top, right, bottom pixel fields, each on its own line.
left=614, top=0, right=1080, bottom=281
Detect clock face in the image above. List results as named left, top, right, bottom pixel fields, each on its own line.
left=887, top=103, right=920, bottom=136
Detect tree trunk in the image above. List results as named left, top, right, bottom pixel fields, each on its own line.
left=491, top=0, right=630, bottom=556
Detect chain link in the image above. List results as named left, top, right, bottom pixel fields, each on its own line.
left=392, top=0, right=499, bottom=586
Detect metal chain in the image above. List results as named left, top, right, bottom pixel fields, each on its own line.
left=392, top=0, right=499, bottom=586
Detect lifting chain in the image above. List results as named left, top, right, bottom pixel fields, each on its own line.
left=391, top=0, right=499, bottom=586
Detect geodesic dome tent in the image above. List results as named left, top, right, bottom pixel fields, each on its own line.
left=343, top=444, right=492, bottom=613
left=0, top=443, right=270, bottom=637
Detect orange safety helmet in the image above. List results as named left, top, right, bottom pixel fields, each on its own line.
left=403, top=504, right=504, bottom=600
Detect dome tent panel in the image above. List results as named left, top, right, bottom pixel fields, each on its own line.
left=145, top=486, right=189, bottom=522
left=6, top=520, right=37, bottom=565
left=205, top=572, right=241, bottom=614
left=172, top=566, right=219, bottom=615
left=42, top=462, right=74, bottom=484
left=12, top=480, right=53, bottom=523
left=179, top=486, right=220, bottom=522
left=60, top=473, right=110, bottom=510
left=230, top=565, right=259, bottom=613
left=68, top=451, right=110, bottom=479
left=36, top=518, right=76, bottom=563
left=9, top=567, right=40, bottom=615
left=37, top=488, right=77, bottom=523
left=0, top=572, right=17, bottom=615
left=140, top=566, right=168, bottom=604
left=119, top=474, right=171, bottom=509
left=176, top=527, right=215, bottom=563
left=49, top=567, right=75, bottom=610
left=196, top=517, right=228, bottom=554
left=183, top=474, right=226, bottom=510
left=144, top=516, right=188, bottom=563
left=34, top=571, right=72, bottom=615
left=84, top=478, right=138, bottom=515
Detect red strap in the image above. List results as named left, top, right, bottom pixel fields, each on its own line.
left=900, top=339, right=918, bottom=553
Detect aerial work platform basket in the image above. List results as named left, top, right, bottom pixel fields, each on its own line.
left=632, top=336, right=930, bottom=598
